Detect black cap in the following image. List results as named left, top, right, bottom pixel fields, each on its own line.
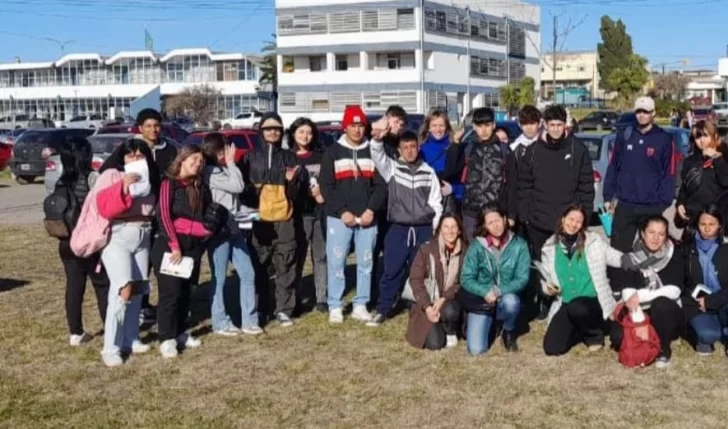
left=472, top=107, right=495, bottom=125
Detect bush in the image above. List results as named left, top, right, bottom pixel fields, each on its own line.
left=654, top=99, right=690, bottom=118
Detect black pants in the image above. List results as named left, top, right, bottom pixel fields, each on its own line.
left=250, top=219, right=297, bottom=318
left=543, top=297, right=605, bottom=356
left=424, top=300, right=462, bottom=351
left=609, top=297, right=684, bottom=359
left=524, top=224, right=554, bottom=320
left=610, top=203, right=665, bottom=252
left=59, top=240, right=109, bottom=335
left=152, top=239, right=203, bottom=342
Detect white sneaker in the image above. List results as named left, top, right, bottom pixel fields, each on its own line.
left=159, top=339, right=179, bottom=359
left=131, top=340, right=151, bottom=354
left=69, top=333, right=92, bottom=347
left=214, top=327, right=241, bottom=337
left=102, top=353, right=123, bottom=368
left=446, top=335, right=458, bottom=349
left=351, top=305, right=372, bottom=323
left=242, top=326, right=264, bottom=336
left=329, top=308, right=344, bottom=324
left=177, top=333, right=202, bottom=349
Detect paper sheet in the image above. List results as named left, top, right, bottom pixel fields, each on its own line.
left=124, top=159, right=151, bottom=198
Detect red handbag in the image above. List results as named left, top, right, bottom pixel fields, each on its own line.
left=616, top=304, right=661, bottom=368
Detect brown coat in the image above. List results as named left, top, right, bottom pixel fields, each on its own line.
left=405, top=237, right=465, bottom=348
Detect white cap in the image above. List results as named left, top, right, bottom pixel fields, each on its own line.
left=634, top=96, right=655, bottom=112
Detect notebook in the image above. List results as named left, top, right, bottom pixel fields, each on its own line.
left=159, top=252, right=194, bottom=279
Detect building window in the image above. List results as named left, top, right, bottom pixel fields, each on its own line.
left=470, top=56, right=506, bottom=79
left=375, top=52, right=415, bottom=70
left=396, top=9, right=414, bottom=29
left=278, top=16, right=294, bottom=35
left=282, top=57, right=295, bottom=73
left=435, top=11, right=446, bottom=31
left=578, top=66, right=586, bottom=72
left=329, top=11, right=360, bottom=33
left=507, top=25, right=526, bottom=57
left=309, top=56, right=326, bottom=72
left=335, top=55, right=348, bottom=71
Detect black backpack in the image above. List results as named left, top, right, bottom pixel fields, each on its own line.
left=43, top=182, right=81, bottom=239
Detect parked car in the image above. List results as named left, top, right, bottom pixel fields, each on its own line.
left=221, top=111, right=263, bottom=130
left=576, top=111, right=619, bottom=132
left=96, top=122, right=190, bottom=143
left=10, top=128, right=95, bottom=184
left=44, top=134, right=181, bottom=194
left=181, top=130, right=260, bottom=163
left=712, top=102, right=728, bottom=128
left=0, top=114, right=31, bottom=129
left=613, top=112, right=636, bottom=132
left=319, top=125, right=344, bottom=147
left=0, top=129, right=22, bottom=171
left=61, top=114, right=107, bottom=129
left=692, top=106, right=716, bottom=123
left=27, top=118, right=56, bottom=128
left=461, top=120, right=523, bottom=144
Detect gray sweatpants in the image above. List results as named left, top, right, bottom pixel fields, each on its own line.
left=100, top=222, right=151, bottom=358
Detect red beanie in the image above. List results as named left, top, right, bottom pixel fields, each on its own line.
left=342, top=105, right=367, bottom=129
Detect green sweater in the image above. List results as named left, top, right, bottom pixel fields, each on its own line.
left=555, top=246, right=597, bottom=303
left=460, top=235, right=531, bottom=297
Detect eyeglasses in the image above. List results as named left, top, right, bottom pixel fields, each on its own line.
left=635, top=109, right=653, bottom=115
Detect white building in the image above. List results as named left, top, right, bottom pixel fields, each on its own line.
left=0, top=48, right=272, bottom=123
left=275, top=0, right=541, bottom=124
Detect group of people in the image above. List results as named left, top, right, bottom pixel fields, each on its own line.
left=50, top=97, right=728, bottom=369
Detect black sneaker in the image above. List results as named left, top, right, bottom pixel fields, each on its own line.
left=315, top=303, right=329, bottom=313
left=535, top=304, right=549, bottom=322
left=502, top=330, right=519, bottom=352
left=366, top=313, right=386, bottom=327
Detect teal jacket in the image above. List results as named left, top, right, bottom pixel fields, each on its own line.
left=460, top=234, right=531, bottom=297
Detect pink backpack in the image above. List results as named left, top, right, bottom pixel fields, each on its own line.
left=70, top=169, right=121, bottom=258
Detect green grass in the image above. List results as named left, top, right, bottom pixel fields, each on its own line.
left=2, top=225, right=728, bottom=428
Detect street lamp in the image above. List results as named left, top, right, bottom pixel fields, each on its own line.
left=45, top=38, right=75, bottom=56
left=465, top=6, right=471, bottom=116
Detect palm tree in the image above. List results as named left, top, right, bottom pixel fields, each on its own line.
left=259, top=34, right=277, bottom=110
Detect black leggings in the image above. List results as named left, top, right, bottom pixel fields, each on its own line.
left=543, top=297, right=605, bottom=356
left=424, top=300, right=462, bottom=351
left=59, top=240, right=109, bottom=335
left=609, top=297, right=684, bottom=359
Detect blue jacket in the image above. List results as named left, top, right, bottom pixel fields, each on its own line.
left=603, top=125, right=676, bottom=208
left=420, top=133, right=464, bottom=201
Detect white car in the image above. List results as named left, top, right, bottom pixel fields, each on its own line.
left=61, top=114, right=106, bottom=129
left=713, top=102, right=728, bottom=129
left=221, top=111, right=263, bottom=130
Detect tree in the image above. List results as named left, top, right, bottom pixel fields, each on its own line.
left=652, top=72, right=690, bottom=101
left=597, top=16, right=634, bottom=92
left=499, top=77, right=537, bottom=116
left=165, top=85, right=222, bottom=125
left=605, top=54, right=649, bottom=106
left=259, top=34, right=278, bottom=103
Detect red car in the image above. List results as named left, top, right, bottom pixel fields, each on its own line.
left=96, top=121, right=189, bottom=143
left=0, top=128, right=25, bottom=171
left=182, top=129, right=260, bottom=163
left=692, top=107, right=716, bottom=123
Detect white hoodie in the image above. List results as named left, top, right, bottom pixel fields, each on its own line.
left=510, top=133, right=538, bottom=152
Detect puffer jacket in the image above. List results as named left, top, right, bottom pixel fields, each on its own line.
left=677, top=153, right=728, bottom=222
left=462, top=135, right=517, bottom=218
left=510, top=133, right=538, bottom=165
left=458, top=233, right=530, bottom=314
left=540, top=231, right=620, bottom=323
left=517, top=134, right=594, bottom=231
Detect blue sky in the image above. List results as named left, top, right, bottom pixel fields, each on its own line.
left=0, top=0, right=724, bottom=72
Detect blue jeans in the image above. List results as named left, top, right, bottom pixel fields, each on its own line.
left=466, top=293, right=521, bottom=356
left=208, top=232, right=258, bottom=331
left=326, top=216, right=377, bottom=310
left=690, top=304, right=728, bottom=347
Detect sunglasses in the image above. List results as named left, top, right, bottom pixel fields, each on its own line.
left=635, top=109, right=653, bottom=115
left=261, top=126, right=283, bottom=132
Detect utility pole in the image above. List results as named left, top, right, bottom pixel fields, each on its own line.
left=552, top=15, right=557, bottom=103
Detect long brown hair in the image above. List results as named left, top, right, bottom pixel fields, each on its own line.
left=557, top=204, right=588, bottom=258
left=418, top=109, right=453, bottom=143
left=167, top=145, right=205, bottom=212
left=690, top=120, right=721, bottom=153
left=200, top=132, right=228, bottom=167
left=435, top=212, right=467, bottom=247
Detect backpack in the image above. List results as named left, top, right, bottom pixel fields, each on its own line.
left=70, top=170, right=118, bottom=258
left=615, top=303, right=661, bottom=368
left=43, top=183, right=80, bottom=239
left=257, top=183, right=293, bottom=222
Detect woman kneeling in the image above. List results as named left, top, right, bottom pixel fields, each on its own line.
left=541, top=204, right=619, bottom=356
left=458, top=204, right=530, bottom=355
left=406, top=214, right=466, bottom=350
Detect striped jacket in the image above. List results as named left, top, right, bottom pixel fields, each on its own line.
left=370, top=139, right=442, bottom=229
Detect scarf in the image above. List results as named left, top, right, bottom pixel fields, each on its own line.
left=438, top=235, right=462, bottom=292
left=559, top=232, right=579, bottom=259
left=621, top=240, right=674, bottom=290
left=545, top=133, right=567, bottom=150
left=695, top=233, right=721, bottom=293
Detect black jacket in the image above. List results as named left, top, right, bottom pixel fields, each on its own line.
left=319, top=137, right=388, bottom=218
left=610, top=244, right=685, bottom=295
left=461, top=135, right=517, bottom=218
left=682, top=241, right=728, bottom=322
left=151, top=139, right=177, bottom=178
left=239, top=142, right=301, bottom=209
left=517, top=134, right=594, bottom=232
left=293, top=149, right=324, bottom=218
left=156, top=178, right=212, bottom=253
left=677, top=153, right=728, bottom=222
